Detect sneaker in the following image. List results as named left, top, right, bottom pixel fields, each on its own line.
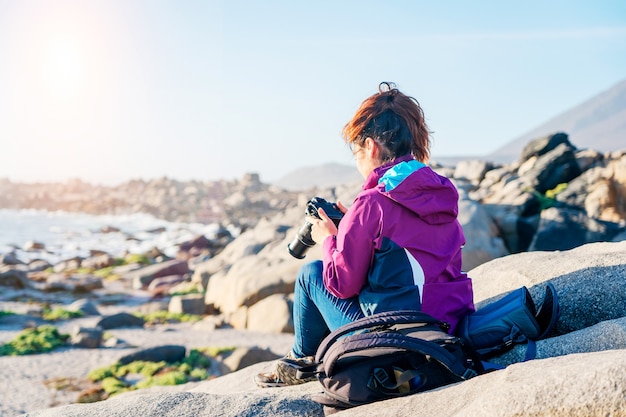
left=254, top=352, right=316, bottom=388
left=254, top=371, right=287, bottom=388
left=275, top=352, right=316, bottom=386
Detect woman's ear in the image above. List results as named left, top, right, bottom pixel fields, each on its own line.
left=364, top=137, right=380, bottom=160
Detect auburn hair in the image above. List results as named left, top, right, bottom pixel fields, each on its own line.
left=342, top=82, right=430, bottom=163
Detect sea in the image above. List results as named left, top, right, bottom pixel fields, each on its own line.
left=0, top=208, right=230, bottom=265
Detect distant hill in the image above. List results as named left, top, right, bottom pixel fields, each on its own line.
left=487, top=78, right=626, bottom=163
left=273, top=162, right=362, bottom=191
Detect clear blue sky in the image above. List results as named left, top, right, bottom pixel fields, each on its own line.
left=0, top=0, right=625, bottom=185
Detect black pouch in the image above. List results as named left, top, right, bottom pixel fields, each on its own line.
left=457, top=283, right=559, bottom=360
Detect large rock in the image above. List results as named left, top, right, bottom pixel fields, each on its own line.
left=169, top=294, right=206, bottom=315
left=42, top=273, right=104, bottom=293
left=453, top=160, right=495, bottom=185
left=528, top=206, right=625, bottom=251
left=0, top=266, right=33, bottom=289
left=127, top=259, right=190, bottom=289
left=457, top=193, right=509, bottom=270
left=246, top=294, right=294, bottom=334
left=21, top=349, right=626, bottom=417
left=468, top=241, right=626, bottom=335
left=19, top=241, right=626, bottom=417
left=203, top=206, right=320, bottom=316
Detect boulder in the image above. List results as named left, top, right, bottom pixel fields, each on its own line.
left=221, top=347, right=282, bottom=372
left=42, top=273, right=104, bottom=293
left=15, top=242, right=626, bottom=417
left=24, top=240, right=46, bottom=251
left=117, top=345, right=187, bottom=365
left=468, top=241, right=626, bottom=335
left=0, top=267, right=33, bottom=289
left=453, top=159, right=494, bottom=185
left=21, top=349, right=626, bottom=417
left=519, top=131, right=572, bottom=160
left=81, top=253, right=116, bottom=270
left=168, top=294, right=206, bottom=316
left=127, top=259, right=190, bottom=289
left=520, top=142, right=581, bottom=195
left=457, top=195, right=509, bottom=270
left=203, top=208, right=314, bottom=316
left=147, top=274, right=186, bottom=296
left=528, top=207, right=625, bottom=252
left=246, top=294, right=294, bottom=334
left=53, top=257, right=83, bottom=273
left=177, top=235, right=211, bottom=258
left=0, top=253, right=25, bottom=265
left=69, top=326, right=103, bottom=348
left=67, top=299, right=101, bottom=316
left=96, top=313, right=145, bottom=330
left=27, top=259, right=52, bottom=272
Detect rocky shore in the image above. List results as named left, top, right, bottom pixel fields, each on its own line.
left=1, top=132, right=625, bottom=416
left=4, top=241, right=625, bottom=417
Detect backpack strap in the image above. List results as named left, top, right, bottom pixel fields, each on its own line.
left=368, top=367, right=424, bottom=394
left=315, top=310, right=446, bottom=363
left=322, top=330, right=477, bottom=382
left=474, top=323, right=530, bottom=358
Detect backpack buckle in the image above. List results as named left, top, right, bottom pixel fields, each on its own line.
left=462, top=368, right=478, bottom=380
left=372, top=367, right=390, bottom=385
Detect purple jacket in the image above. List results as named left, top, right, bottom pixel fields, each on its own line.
left=321, top=155, right=474, bottom=333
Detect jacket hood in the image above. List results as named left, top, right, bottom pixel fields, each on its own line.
left=363, top=155, right=459, bottom=225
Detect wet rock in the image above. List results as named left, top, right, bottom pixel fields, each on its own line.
left=0, top=267, right=33, bottom=289
left=81, top=253, right=116, bottom=270
left=67, top=299, right=101, bottom=316
left=53, top=257, right=83, bottom=273
left=42, top=274, right=104, bottom=293
left=1, top=253, right=25, bottom=265
left=147, top=274, right=186, bottom=296
left=27, top=259, right=52, bottom=272
left=178, top=235, right=211, bottom=257
left=24, top=241, right=46, bottom=251
left=96, top=312, right=145, bottom=330
left=70, top=326, right=103, bottom=348
left=117, top=345, right=186, bottom=365
left=100, top=225, right=121, bottom=233
left=127, top=260, right=190, bottom=290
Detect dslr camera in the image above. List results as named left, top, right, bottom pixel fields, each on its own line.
left=288, top=197, right=344, bottom=259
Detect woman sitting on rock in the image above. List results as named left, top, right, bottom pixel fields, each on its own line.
left=256, top=82, right=475, bottom=387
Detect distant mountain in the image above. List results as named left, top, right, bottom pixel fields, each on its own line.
left=273, top=162, right=362, bottom=191
left=487, top=78, right=626, bottom=163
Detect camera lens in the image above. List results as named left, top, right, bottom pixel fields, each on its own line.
left=287, top=221, right=316, bottom=259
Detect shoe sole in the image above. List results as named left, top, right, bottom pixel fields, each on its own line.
left=255, top=380, right=288, bottom=388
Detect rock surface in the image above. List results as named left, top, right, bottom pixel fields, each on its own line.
left=14, top=241, right=626, bottom=417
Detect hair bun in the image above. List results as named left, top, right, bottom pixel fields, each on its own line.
left=378, top=81, right=397, bottom=93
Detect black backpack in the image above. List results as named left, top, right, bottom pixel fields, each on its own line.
left=291, top=310, right=483, bottom=414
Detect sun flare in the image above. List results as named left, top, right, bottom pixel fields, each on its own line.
left=44, top=35, right=85, bottom=96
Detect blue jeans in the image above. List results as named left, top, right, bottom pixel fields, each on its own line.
left=292, top=260, right=365, bottom=357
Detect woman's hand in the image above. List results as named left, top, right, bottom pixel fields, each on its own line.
left=308, top=200, right=349, bottom=244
